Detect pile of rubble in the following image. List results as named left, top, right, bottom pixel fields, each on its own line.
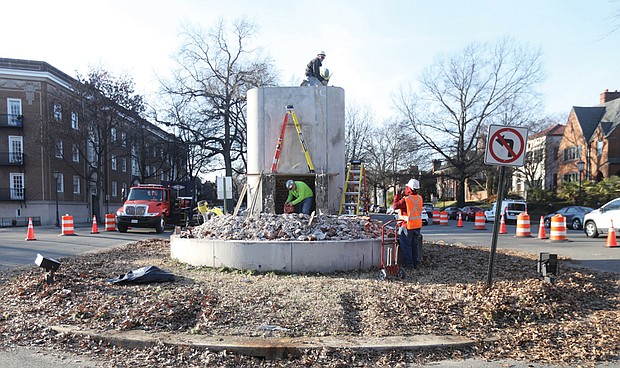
left=181, top=213, right=386, bottom=241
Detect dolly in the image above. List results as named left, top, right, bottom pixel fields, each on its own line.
left=378, top=218, right=405, bottom=280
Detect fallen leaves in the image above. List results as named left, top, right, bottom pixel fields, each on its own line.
left=0, top=237, right=618, bottom=367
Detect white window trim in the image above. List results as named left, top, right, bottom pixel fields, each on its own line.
left=73, top=175, right=80, bottom=194
left=10, top=173, right=24, bottom=200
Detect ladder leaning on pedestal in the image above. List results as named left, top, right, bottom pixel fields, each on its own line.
left=339, top=160, right=368, bottom=215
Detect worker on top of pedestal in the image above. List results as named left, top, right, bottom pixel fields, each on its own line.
left=284, top=180, right=314, bottom=215
left=301, top=51, right=329, bottom=86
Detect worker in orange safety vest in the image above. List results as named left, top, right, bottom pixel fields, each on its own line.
left=392, top=178, right=423, bottom=269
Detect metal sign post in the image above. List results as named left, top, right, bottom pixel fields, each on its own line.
left=484, top=125, right=528, bottom=287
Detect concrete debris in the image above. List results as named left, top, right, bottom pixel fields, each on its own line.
left=179, top=213, right=384, bottom=241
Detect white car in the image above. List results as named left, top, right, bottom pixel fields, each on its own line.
left=484, top=199, right=527, bottom=223
left=583, top=198, right=620, bottom=238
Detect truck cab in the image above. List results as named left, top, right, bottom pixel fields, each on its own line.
left=115, top=184, right=172, bottom=233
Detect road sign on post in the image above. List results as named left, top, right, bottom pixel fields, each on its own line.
left=217, top=176, right=233, bottom=213
left=484, top=125, right=528, bottom=167
left=484, top=125, right=528, bottom=287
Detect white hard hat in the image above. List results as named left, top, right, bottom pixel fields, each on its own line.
left=317, top=50, right=326, bottom=56
left=406, top=179, right=420, bottom=190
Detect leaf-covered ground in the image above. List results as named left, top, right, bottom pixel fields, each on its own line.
left=0, top=238, right=618, bottom=367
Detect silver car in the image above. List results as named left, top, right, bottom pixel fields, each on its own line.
left=583, top=198, right=620, bottom=238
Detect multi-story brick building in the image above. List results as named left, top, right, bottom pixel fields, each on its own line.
left=0, top=58, right=187, bottom=226
left=558, top=89, right=620, bottom=184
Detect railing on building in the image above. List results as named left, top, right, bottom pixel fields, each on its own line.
left=0, top=216, right=40, bottom=227
left=0, top=114, right=24, bottom=128
left=0, top=188, right=25, bottom=201
left=0, top=152, right=24, bottom=165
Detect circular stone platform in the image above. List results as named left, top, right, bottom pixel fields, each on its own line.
left=170, top=235, right=383, bottom=273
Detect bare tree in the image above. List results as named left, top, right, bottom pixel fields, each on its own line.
left=345, top=101, right=375, bottom=164
left=395, top=37, right=545, bottom=207
left=365, top=120, right=422, bottom=206
left=55, top=68, right=148, bottom=219
left=156, top=18, right=277, bottom=185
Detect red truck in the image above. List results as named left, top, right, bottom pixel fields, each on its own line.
left=115, top=184, right=194, bottom=233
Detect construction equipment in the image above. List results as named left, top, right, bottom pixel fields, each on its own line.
left=339, top=159, right=368, bottom=215
left=271, top=105, right=315, bottom=173
left=378, top=218, right=405, bottom=280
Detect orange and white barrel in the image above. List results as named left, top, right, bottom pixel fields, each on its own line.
left=61, top=214, right=75, bottom=236
left=515, top=212, right=531, bottom=237
left=105, top=213, right=116, bottom=231
left=440, top=211, right=448, bottom=225
left=432, top=210, right=440, bottom=225
left=474, top=212, right=486, bottom=230
left=549, top=214, right=567, bottom=241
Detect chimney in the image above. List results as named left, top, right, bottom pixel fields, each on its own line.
left=600, top=89, right=620, bottom=104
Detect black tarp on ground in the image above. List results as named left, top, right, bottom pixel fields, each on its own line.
left=107, top=266, right=175, bottom=285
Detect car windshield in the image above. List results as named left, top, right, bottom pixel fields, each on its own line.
left=127, top=189, right=162, bottom=201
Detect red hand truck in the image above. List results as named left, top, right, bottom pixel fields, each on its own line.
left=378, top=218, right=406, bottom=280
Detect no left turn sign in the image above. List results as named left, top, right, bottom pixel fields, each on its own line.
left=484, top=125, right=528, bottom=167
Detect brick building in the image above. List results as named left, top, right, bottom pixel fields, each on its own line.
left=558, top=89, right=620, bottom=184
left=0, top=58, right=187, bottom=226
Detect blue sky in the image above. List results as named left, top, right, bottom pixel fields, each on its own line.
left=3, top=0, right=619, bottom=123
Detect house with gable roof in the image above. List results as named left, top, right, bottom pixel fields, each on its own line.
left=558, top=89, right=620, bottom=184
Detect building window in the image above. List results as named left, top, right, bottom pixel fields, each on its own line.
left=56, top=173, right=64, bottom=193
left=72, top=144, right=80, bottom=162
left=121, top=132, right=127, bottom=147
left=8, top=136, right=23, bottom=164
left=111, top=127, right=117, bottom=143
left=122, top=157, right=127, bottom=172
left=597, top=140, right=604, bottom=156
left=7, top=99, right=22, bottom=126
left=122, top=182, right=128, bottom=198
left=73, top=176, right=80, bottom=194
left=55, top=141, right=64, bottom=158
left=53, top=103, right=62, bottom=121
left=71, top=111, right=79, bottom=129
left=562, top=172, right=579, bottom=182
left=10, top=173, right=24, bottom=200
left=562, top=146, right=581, bottom=161
left=111, top=155, right=117, bottom=171
left=112, top=181, right=118, bottom=197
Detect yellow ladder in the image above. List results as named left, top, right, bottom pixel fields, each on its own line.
left=339, top=160, right=368, bottom=215
left=272, top=105, right=315, bottom=173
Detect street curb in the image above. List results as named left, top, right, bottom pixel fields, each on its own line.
left=51, top=325, right=490, bottom=359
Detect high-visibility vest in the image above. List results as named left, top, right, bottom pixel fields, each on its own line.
left=404, top=195, right=423, bottom=229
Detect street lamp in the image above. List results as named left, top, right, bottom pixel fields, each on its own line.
left=53, top=172, right=60, bottom=228
left=577, top=160, right=585, bottom=205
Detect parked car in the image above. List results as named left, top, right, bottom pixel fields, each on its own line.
left=441, top=206, right=463, bottom=220
left=484, top=199, right=527, bottom=224
left=583, top=198, right=620, bottom=238
left=423, top=203, right=435, bottom=218
left=544, top=206, right=594, bottom=230
left=461, top=206, right=484, bottom=221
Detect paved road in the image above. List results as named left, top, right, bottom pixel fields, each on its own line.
left=1, top=219, right=618, bottom=367
left=421, top=219, right=620, bottom=274
left=0, top=223, right=171, bottom=270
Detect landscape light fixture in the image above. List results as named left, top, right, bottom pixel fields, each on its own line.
left=537, top=252, right=558, bottom=284
left=577, top=160, right=585, bottom=205
left=35, top=253, right=61, bottom=284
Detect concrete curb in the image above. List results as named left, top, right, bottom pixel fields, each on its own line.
left=52, top=326, right=489, bottom=359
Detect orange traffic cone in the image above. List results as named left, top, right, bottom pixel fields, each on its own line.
left=91, top=215, right=99, bottom=234
left=25, top=217, right=36, bottom=241
left=457, top=212, right=463, bottom=227
left=499, top=214, right=507, bottom=234
left=607, top=220, right=618, bottom=248
left=538, top=216, right=548, bottom=239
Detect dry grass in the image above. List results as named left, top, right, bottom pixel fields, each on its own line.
left=0, top=238, right=618, bottom=367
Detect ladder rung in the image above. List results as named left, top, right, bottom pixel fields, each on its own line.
left=344, top=203, right=358, bottom=206
left=345, top=192, right=359, bottom=195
